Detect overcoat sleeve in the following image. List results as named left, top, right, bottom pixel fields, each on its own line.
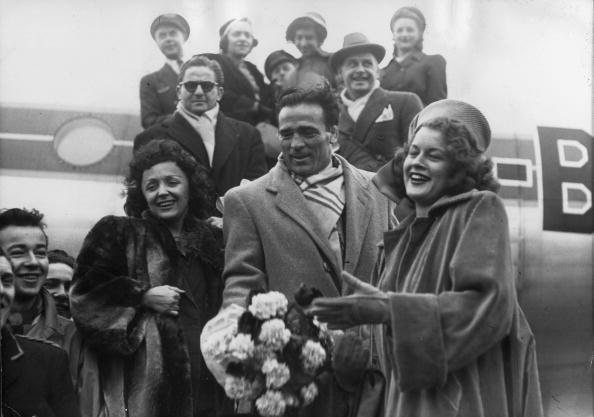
left=425, top=55, right=447, bottom=105
left=387, top=194, right=515, bottom=391
left=220, top=188, right=267, bottom=308
left=70, top=216, right=151, bottom=355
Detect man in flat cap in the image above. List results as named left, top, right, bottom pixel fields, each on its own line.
left=286, top=12, right=336, bottom=88
left=140, top=13, right=190, bottom=128
left=331, top=32, right=423, bottom=172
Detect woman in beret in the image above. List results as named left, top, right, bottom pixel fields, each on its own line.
left=381, top=7, right=447, bottom=105
left=71, top=139, right=224, bottom=417
left=203, top=18, right=274, bottom=126
left=309, top=100, right=543, bottom=416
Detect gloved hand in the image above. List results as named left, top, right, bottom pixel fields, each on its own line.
left=307, top=271, right=390, bottom=329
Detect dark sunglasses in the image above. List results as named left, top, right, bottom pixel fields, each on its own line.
left=180, top=81, right=218, bottom=93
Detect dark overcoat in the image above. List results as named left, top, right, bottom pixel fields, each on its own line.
left=134, top=111, right=268, bottom=198
left=380, top=51, right=447, bottom=106
left=70, top=214, right=224, bottom=417
left=201, top=53, right=274, bottom=126
left=337, top=88, right=423, bottom=172
left=1, top=328, right=80, bottom=417
left=139, top=64, right=179, bottom=128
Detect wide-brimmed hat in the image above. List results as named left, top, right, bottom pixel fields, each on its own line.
left=409, top=99, right=491, bottom=152
left=329, top=32, right=386, bottom=72
left=286, top=12, right=328, bottom=43
left=390, top=6, right=426, bottom=32
left=264, top=50, right=298, bottom=80
left=150, top=13, right=190, bottom=41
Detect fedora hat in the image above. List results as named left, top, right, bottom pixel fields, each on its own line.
left=329, top=32, right=385, bottom=72
left=150, top=13, right=190, bottom=41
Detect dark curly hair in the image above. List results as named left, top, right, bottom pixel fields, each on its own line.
left=389, top=117, right=499, bottom=201
left=0, top=208, right=48, bottom=244
left=277, top=85, right=338, bottom=129
left=124, top=139, right=215, bottom=219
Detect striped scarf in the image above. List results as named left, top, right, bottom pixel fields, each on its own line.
left=291, top=156, right=345, bottom=265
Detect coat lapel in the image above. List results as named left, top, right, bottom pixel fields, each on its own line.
left=168, top=113, right=211, bottom=168
left=352, top=88, right=388, bottom=145
left=266, top=165, right=342, bottom=286
left=211, top=113, right=239, bottom=178
left=341, top=158, right=373, bottom=274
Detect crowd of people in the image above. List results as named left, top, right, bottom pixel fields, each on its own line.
left=1, top=7, right=544, bottom=417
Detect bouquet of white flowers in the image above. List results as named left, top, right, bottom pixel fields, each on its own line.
left=203, top=286, right=334, bottom=417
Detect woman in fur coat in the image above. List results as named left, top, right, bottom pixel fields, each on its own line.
left=309, top=100, right=543, bottom=417
left=70, top=139, right=224, bottom=417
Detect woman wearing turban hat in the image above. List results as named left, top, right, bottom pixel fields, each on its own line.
left=309, top=100, right=544, bottom=417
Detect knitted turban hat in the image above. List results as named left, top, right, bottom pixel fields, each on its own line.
left=408, top=99, right=491, bottom=152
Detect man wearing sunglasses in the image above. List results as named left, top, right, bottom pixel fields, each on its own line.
left=140, top=13, right=190, bottom=129
left=134, top=55, right=267, bottom=214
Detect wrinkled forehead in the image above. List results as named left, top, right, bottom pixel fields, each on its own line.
left=278, top=103, right=326, bottom=128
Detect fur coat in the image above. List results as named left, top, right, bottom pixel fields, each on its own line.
left=70, top=213, right=224, bottom=417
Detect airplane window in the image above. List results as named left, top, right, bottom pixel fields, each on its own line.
left=53, top=117, right=114, bottom=166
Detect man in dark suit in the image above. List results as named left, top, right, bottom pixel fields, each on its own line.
left=140, top=13, right=190, bottom=129
left=134, top=55, right=268, bottom=205
left=330, top=32, right=423, bottom=172
left=1, top=254, right=80, bottom=417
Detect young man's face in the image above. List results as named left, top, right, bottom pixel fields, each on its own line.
left=0, top=226, right=48, bottom=301
left=154, top=24, right=185, bottom=60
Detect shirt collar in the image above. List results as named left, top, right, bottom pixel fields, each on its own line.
left=166, top=58, right=182, bottom=74
left=340, top=80, right=380, bottom=106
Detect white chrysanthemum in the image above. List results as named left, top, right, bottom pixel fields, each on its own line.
left=301, top=340, right=326, bottom=373
left=255, top=390, right=286, bottom=417
left=258, top=319, right=291, bottom=350
left=248, top=291, right=289, bottom=320
left=228, top=333, right=255, bottom=360
left=224, top=376, right=253, bottom=400
left=262, top=358, right=291, bottom=388
left=300, top=382, right=318, bottom=405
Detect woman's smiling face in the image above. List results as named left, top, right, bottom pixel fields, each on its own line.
left=142, top=161, right=190, bottom=225
left=404, top=126, right=460, bottom=215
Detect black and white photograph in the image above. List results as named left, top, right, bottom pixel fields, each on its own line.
left=0, top=1, right=592, bottom=416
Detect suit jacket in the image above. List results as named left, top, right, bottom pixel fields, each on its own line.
left=380, top=51, right=447, bottom=106
left=139, top=64, right=179, bottom=128
left=337, top=88, right=423, bottom=172
left=221, top=155, right=393, bottom=308
left=1, top=328, right=80, bottom=417
left=134, top=111, right=268, bottom=198
left=202, top=53, right=274, bottom=126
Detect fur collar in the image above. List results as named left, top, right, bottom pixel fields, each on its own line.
left=140, top=211, right=224, bottom=273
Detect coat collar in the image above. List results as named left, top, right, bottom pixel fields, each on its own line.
left=265, top=155, right=373, bottom=282
left=212, top=112, right=240, bottom=177
left=392, top=189, right=480, bottom=230
left=26, top=288, right=62, bottom=340
left=391, top=50, right=425, bottom=66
